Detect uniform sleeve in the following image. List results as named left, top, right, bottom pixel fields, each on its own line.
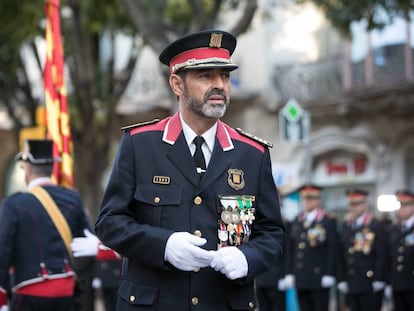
left=238, top=148, right=285, bottom=280
left=0, top=198, right=18, bottom=294
left=95, top=133, right=173, bottom=268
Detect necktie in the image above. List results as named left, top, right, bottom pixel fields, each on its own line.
left=193, top=136, right=206, bottom=175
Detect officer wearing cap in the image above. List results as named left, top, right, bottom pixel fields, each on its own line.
left=0, top=139, right=92, bottom=311
left=337, top=189, right=387, bottom=311
left=284, top=184, right=337, bottom=311
left=95, top=29, right=285, bottom=311
left=387, top=190, right=414, bottom=311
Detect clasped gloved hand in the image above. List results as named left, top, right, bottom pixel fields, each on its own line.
left=210, top=246, right=248, bottom=280
left=164, top=232, right=213, bottom=271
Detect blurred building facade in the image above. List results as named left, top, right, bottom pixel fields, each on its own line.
left=2, top=0, right=414, bottom=222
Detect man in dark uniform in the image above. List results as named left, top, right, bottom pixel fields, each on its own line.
left=0, top=139, right=91, bottom=311
left=337, top=189, right=387, bottom=311
left=388, top=190, right=414, bottom=311
left=95, top=29, right=285, bottom=311
left=284, top=184, right=337, bottom=311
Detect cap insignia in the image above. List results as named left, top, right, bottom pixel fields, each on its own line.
left=209, top=33, right=223, bottom=48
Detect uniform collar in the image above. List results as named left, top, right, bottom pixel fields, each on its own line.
left=27, top=177, right=55, bottom=190
left=162, top=112, right=234, bottom=151
left=403, top=214, right=414, bottom=229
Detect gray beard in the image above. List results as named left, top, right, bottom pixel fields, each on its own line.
left=183, top=90, right=229, bottom=119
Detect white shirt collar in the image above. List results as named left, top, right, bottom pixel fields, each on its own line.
left=180, top=113, right=216, bottom=166
left=27, top=177, right=54, bottom=190
left=305, top=209, right=318, bottom=223
left=403, top=214, right=414, bottom=228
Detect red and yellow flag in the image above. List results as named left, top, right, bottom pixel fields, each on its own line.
left=43, top=0, right=75, bottom=188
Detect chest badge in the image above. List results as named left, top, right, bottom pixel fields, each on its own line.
left=228, top=169, right=245, bottom=190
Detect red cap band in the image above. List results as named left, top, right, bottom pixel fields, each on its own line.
left=170, top=47, right=231, bottom=73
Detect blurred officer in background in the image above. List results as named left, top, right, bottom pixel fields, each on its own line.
left=284, top=184, right=337, bottom=311
left=71, top=228, right=121, bottom=311
left=337, top=189, right=387, bottom=311
left=388, top=190, right=414, bottom=311
left=0, top=139, right=91, bottom=311
left=255, top=220, right=289, bottom=311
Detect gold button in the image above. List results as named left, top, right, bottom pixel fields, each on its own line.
left=193, top=267, right=200, bottom=272
left=297, top=252, right=304, bottom=259
left=191, top=297, right=199, bottom=305
left=398, top=256, right=404, bottom=262
left=129, top=296, right=135, bottom=302
left=297, top=263, right=304, bottom=269
left=398, top=246, right=404, bottom=253
left=397, top=265, right=403, bottom=271
left=194, top=230, right=202, bottom=237
left=154, top=197, right=160, bottom=204
left=314, top=267, right=320, bottom=274
left=249, top=302, right=255, bottom=308
left=298, top=242, right=305, bottom=249
left=348, top=247, right=355, bottom=254
left=300, top=233, right=307, bottom=238
left=366, top=270, right=374, bottom=277
left=194, top=196, right=202, bottom=205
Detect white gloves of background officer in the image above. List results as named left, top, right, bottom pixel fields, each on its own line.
left=164, top=232, right=248, bottom=280
left=71, top=229, right=100, bottom=257
left=321, top=275, right=336, bottom=288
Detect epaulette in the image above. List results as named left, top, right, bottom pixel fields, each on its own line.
left=121, top=119, right=160, bottom=132
left=236, top=128, right=273, bottom=148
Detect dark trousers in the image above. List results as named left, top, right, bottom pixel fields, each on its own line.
left=256, top=286, right=285, bottom=311
left=297, top=288, right=330, bottom=311
left=393, top=291, right=414, bottom=311
left=101, top=287, right=117, bottom=311
left=346, top=291, right=383, bottom=311
left=11, top=294, right=74, bottom=311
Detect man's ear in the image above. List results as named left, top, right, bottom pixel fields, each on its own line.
left=169, top=74, right=184, bottom=96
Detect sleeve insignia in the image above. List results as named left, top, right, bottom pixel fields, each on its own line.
left=121, top=119, right=160, bottom=132
left=236, top=128, right=273, bottom=148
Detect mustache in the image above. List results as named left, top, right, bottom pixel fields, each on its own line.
left=204, top=88, right=227, bottom=102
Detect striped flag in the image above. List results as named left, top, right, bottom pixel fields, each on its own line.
left=43, top=0, right=75, bottom=188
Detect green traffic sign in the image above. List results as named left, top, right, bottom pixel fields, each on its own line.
left=282, top=98, right=303, bottom=123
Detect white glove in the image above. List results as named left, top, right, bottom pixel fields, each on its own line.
left=164, top=232, right=213, bottom=271
left=277, top=278, right=286, bottom=291
left=337, top=281, right=349, bottom=293
left=284, top=274, right=295, bottom=288
left=0, top=306, right=9, bottom=311
left=92, top=278, right=102, bottom=289
left=372, top=281, right=386, bottom=292
left=210, top=246, right=248, bottom=280
left=71, top=229, right=99, bottom=257
left=321, top=275, right=336, bottom=288
left=384, top=285, right=392, bottom=299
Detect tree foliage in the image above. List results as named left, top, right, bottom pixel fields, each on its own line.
left=299, top=0, right=414, bottom=37
left=0, top=0, right=258, bottom=219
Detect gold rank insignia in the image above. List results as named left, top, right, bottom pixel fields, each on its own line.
left=209, top=33, right=223, bottom=48
left=153, top=176, right=170, bottom=185
left=228, top=169, right=245, bottom=190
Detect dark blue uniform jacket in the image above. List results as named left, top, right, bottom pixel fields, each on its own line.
left=0, top=184, right=90, bottom=292
left=95, top=113, right=285, bottom=311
